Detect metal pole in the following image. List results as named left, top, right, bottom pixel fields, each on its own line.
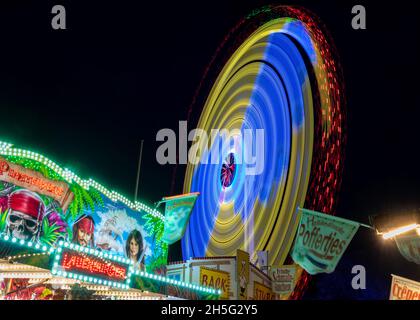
left=134, top=140, right=144, bottom=203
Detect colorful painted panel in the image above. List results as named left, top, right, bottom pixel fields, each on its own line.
left=0, top=155, right=167, bottom=273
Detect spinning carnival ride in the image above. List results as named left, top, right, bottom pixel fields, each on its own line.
left=179, top=6, right=346, bottom=299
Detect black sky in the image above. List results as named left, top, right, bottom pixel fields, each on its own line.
left=0, top=0, right=419, bottom=299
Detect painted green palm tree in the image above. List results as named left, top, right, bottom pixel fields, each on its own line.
left=40, top=219, right=61, bottom=245
left=143, top=212, right=168, bottom=272
left=143, top=212, right=164, bottom=242
left=66, top=184, right=104, bottom=220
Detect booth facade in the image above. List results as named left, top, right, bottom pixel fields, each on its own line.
left=0, top=141, right=218, bottom=300
left=167, top=254, right=279, bottom=300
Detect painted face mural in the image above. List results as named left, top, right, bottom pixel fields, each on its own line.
left=5, top=189, right=45, bottom=241
left=125, top=229, right=145, bottom=265
left=72, top=215, right=95, bottom=247
left=78, top=202, right=156, bottom=268
left=130, top=238, right=139, bottom=256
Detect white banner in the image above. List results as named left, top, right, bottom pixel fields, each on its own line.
left=270, top=265, right=297, bottom=295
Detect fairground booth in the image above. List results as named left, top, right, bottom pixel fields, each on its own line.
left=0, top=141, right=219, bottom=300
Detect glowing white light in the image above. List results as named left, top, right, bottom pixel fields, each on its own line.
left=382, top=224, right=419, bottom=239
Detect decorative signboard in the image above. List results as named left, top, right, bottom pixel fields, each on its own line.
left=253, top=281, right=275, bottom=300
left=161, top=193, right=199, bottom=245
left=50, top=242, right=131, bottom=288
left=199, top=267, right=230, bottom=300
left=389, top=274, right=420, bottom=300
left=270, top=265, right=297, bottom=296
left=0, top=156, right=73, bottom=210
left=291, top=208, right=360, bottom=275
left=58, top=248, right=128, bottom=283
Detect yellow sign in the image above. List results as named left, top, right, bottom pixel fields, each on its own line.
left=254, top=281, right=275, bottom=300
left=199, top=267, right=230, bottom=300
left=236, top=249, right=250, bottom=300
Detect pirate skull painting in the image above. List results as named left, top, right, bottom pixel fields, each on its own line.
left=5, top=189, right=45, bottom=242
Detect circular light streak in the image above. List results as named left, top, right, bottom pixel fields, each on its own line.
left=180, top=6, right=345, bottom=299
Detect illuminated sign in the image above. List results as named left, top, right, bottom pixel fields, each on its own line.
left=0, top=156, right=73, bottom=210
left=58, top=249, right=128, bottom=283
left=199, top=267, right=230, bottom=299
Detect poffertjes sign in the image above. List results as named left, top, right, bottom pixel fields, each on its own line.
left=389, top=274, right=420, bottom=300
left=291, top=208, right=360, bottom=275
left=199, top=267, right=230, bottom=299
left=0, top=156, right=73, bottom=210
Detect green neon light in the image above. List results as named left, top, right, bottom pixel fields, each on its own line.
left=59, top=241, right=132, bottom=265
left=50, top=268, right=130, bottom=290
left=133, top=270, right=221, bottom=295
left=0, top=141, right=164, bottom=220
left=0, top=236, right=219, bottom=296
left=0, top=233, right=53, bottom=254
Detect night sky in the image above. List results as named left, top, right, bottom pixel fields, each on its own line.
left=0, top=0, right=419, bottom=299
